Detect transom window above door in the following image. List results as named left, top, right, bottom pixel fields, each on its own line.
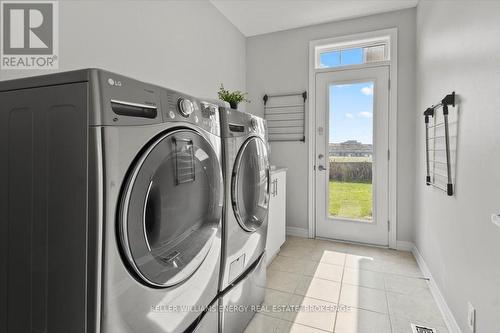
left=315, top=36, right=390, bottom=69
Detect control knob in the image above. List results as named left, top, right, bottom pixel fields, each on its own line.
left=178, top=98, right=195, bottom=117
left=250, top=118, right=258, bottom=130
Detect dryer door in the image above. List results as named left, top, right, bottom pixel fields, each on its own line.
left=231, top=136, right=270, bottom=232
left=119, top=129, right=223, bottom=287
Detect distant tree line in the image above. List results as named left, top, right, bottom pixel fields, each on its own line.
left=329, top=161, right=372, bottom=183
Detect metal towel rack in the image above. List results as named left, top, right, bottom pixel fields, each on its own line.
left=263, top=91, right=307, bottom=142
left=423, top=92, right=456, bottom=196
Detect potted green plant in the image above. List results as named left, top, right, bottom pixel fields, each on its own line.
left=218, top=84, right=250, bottom=110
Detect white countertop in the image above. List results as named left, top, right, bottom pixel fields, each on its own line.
left=270, top=166, right=288, bottom=173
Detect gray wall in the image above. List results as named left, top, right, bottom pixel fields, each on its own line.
left=415, top=1, right=500, bottom=332
left=0, top=1, right=245, bottom=100
left=246, top=9, right=416, bottom=241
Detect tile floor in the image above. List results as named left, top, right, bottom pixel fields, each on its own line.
left=245, top=236, right=449, bottom=333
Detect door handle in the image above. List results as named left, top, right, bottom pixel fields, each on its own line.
left=318, top=165, right=326, bottom=171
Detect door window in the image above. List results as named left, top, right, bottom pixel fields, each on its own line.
left=329, top=82, right=374, bottom=221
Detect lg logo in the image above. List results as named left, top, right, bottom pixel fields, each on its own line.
left=108, top=78, right=123, bottom=87
left=1, top=1, right=58, bottom=69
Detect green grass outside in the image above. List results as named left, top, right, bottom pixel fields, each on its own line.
left=329, top=156, right=372, bottom=163
left=329, top=180, right=372, bottom=220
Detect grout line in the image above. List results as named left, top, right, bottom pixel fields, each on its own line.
left=264, top=314, right=331, bottom=333
left=332, top=255, right=347, bottom=333
left=257, top=291, right=335, bottom=332
left=337, top=303, right=390, bottom=316
left=383, top=277, right=394, bottom=333
left=270, top=239, right=440, bottom=332
left=340, top=280, right=385, bottom=292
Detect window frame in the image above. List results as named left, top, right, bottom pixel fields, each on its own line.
left=315, top=36, right=391, bottom=69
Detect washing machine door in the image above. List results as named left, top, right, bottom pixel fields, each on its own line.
left=119, top=129, right=223, bottom=287
left=231, top=136, right=270, bottom=232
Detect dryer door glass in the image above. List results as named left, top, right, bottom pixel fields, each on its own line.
left=232, top=136, right=270, bottom=232
left=119, top=129, right=223, bottom=287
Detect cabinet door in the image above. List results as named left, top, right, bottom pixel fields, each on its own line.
left=266, top=171, right=286, bottom=265
left=266, top=174, right=278, bottom=264
left=274, top=172, right=286, bottom=247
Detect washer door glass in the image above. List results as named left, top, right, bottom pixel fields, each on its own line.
left=119, top=129, right=223, bottom=287
left=231, top=136, right=270, bottom=232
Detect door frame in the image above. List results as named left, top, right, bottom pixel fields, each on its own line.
left=307, top=28, right=398, bottom=248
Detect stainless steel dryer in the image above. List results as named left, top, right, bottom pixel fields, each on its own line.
left=0, top=69, right=223, bottom=333
left=218, top=108, right=270, bottom=333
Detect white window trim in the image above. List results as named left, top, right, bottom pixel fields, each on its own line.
left=307, top=28, right=398, bottom=249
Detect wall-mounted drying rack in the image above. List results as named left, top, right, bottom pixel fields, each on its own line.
left=263, top=91, right=307, bottom=142
left=423, top=91, right=456, bottom=196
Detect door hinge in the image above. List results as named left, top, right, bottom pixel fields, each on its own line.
left=388, top=220, right=390, bottom=231
left=387, top=149, right=390, bottom=161
left=388, top=78, right=391, bottom=90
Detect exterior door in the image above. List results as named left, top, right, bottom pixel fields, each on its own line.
left=315, top=66, right=389, bottom=246
left=119, top=129, right=223, bottom=287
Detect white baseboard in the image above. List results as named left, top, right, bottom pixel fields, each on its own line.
left=409, top=243, right=462, bottom=333
left=286, top=226, right=309, bottom=238
left=396, top=240, right=414, bottom=252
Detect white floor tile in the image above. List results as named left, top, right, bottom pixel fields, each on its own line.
left=295, top=276, right=342, bottom=303
left=267, top=270, right=302, bottom=293
left=313, top=240, right=352, bottom=253
left=384, top=274, right=429, bottom=295
left=334, top=307, right=391, bottom=333
left=387, top=290, right=446, bottom=327
left=245, top=238, right=447, bottom=333
left=244, top=313, right=280, bottom=333
left=339, top=283, right=388, bottom=314
left=276, top=320, right=330, bottom=333
left=344, top=254, right=384, bottom=272
left=260, top=288, right=295, bottom=319
left=270, top=255, right=308, bottom=274
left=303, top=261, right=344, bottom=282
left=342, top=268, right=385, bottom=290
left=281, top=295, right=337, bottom=332
left=280, top=244, right=315, bottom=260
left=310, top=248, right=347, bottom=265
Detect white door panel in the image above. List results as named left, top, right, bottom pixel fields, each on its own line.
left=315, top=66, right=389, bottom=246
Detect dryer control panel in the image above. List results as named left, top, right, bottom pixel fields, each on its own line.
left=162, top=91, right=221, bottom=137
left=220, top=107, right=267, bottom=139
left=92, top=69, right=221, bottom=136
left=95, top=70, right=163, bottom=126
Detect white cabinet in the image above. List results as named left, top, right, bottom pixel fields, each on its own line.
left=266, top=168, right=287, bottom=265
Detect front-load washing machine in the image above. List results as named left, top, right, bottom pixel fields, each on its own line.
left=218, top=108, right=270, bottom=333
left=0, top=69, right=223, bottom=333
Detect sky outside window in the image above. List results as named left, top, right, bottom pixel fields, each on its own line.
left=329, top=81, right=374, bottom=144
left=320, top=47, right=363, bottom=68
